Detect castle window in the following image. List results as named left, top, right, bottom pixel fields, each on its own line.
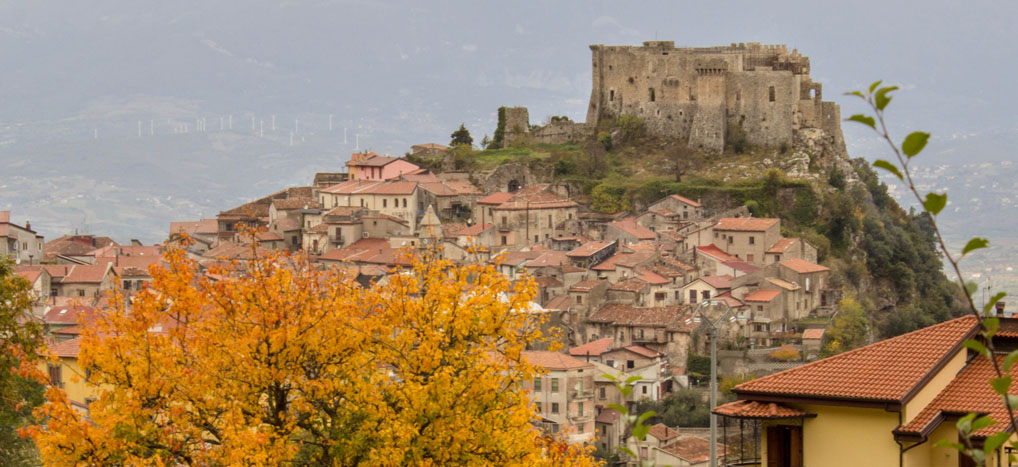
left=628, top=77, right=635, bottom=84
left=649, top=88, right=656, bottom=102
left=609, top=90, right=615, bottom=101
left=769, top=86, right=776, bottom=102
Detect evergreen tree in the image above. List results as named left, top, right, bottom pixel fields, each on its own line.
left=450, top=123, right=473, bottom=147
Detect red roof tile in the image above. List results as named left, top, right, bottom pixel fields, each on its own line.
left=623, top=345, right=661, bottom=359
left=713, top=400, right=814, bottom=419
left=567, top=241, right=613, bottom=258
left=587, top=303, right=688, bottom=328
left=648, top=423, right=681, bottom=442
left=455, top=223, right=493, bottom=236
left=660, top=436, right=725, bottom=464
left=780, top=258, right=831, bottom=274
left=715, top=217, right=779, bottom=232
left=322, top=180, right=418, bottom=195
left=477, top=192, right=514, bottom=205
left=62, top=265, right=110, bottom=284
left=544, top=295, right=572, bottom=311
left=610, top=217, right=657, bottom=240
left=700, top=275, right=733, bottom=290
left=49, top=337, right=82, bottom=358
left=897, top=355, right=1018, bottom=438
left=569, top=279, right=606, bottom=293
left=802, top=328, right=826, bottom=340
left=522, top=351, right=594, bottom=370
left=743, top=289, right=782, bottom=303
left=569, top=337, right=614, bottom=357
left=766, top=237, right=799, bottom=254
left=44, top=306, right=99, bottom=325
left=696, top=244, right=739, bottom=263
left=608, top=278, right=648, bottom=292
left=735, top=316, right=978, bottom=403
left=669, top=194, right=702, bottom=207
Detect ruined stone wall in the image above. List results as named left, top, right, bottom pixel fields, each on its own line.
left=503, top=107, right=530, bottom=146
left=586, top=41, right=843, bottom=153
left=531, top=120, right=595, bottom=144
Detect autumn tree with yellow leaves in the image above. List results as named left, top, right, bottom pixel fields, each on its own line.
left=29, top=246, right=596, bottom=466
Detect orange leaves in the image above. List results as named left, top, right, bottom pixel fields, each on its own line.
left=30, top=245, right=595, bottom=465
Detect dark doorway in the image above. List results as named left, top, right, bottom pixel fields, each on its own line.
left=766, top=425, right=803, bottom=467
left=508, top=179, right=521, bottom=192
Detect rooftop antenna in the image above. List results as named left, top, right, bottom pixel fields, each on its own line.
left=329, top=114, right=333, bottom=131
left=251, top=116, right=256, bottom=131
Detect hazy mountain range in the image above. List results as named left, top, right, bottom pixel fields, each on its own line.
left=1, top=0, right=1015, bottom=291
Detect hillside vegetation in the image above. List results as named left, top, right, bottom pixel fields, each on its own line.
left=424, top=116, right=967, bottom=342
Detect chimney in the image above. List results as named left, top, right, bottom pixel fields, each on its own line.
left=996, top=301, right=1006, bottom=317
left=25, top=220, right=30, bottom=231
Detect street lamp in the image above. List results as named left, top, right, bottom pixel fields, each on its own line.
left=686, top=299, right=737, bottom=467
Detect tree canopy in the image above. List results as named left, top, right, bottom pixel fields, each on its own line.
left=450, top=123, right=473, bottom=147
left=0, top=259, right=45, bottom=465
left=29, top=246, right=594, bottom=466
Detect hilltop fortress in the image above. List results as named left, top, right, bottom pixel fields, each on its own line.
left=509, top=41, right=846, bottom=155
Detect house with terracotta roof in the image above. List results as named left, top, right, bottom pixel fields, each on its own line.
left=764, top=237, right=818, bottom=265
left=681, top=275, right=733, bottom=305
left=644, top=194, right=704, bottom=224
left=585, top=303, right=693, bottom=364
left=486, top=185, right=579, bottom=249
left=57, top=264, right=115, bottom=298
left=319, top=180, right=421, bottom=231
left=567, top=240, right=618, bottom=269
left=345, top=152, right=420, bottom=181
left=14, top=265, right=51, bottom=301
left=417, top=179, right=482, bottom=220
left=569, top=279, right=609, bottom=324
left=712, top=217, right=781, bottom=266
left=605, top=216, right=658, bottom=244
left=42, top=336, right=98, bottom=413
left=801, top=328, right=825, bottom=358
left=521, top=351, right=596, bottom=444
left=0, top=210, right=44, bottom=264
left=712, top=315, right=1018, bottom=467
left=626, top=424, right=724, bottom=467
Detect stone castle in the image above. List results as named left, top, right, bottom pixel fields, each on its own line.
left=509, top=41, right=846, bottom=154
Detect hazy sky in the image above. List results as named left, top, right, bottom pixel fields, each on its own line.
left=1, top=0, right=1016, bottom=241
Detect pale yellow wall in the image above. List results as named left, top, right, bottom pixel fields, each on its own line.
left=904, top=422, right=958, bottom=467
left=773, top=404, right=900, bottom=467
left=40, top=357, right=97, bottom=406
left=903, top=348, right=967, bottom=424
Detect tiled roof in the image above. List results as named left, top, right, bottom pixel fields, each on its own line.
left=648, top=423, right=681, bottom=442
left=525, top=252, right=568, bottom=268
left=522, top=351, right=594, bottom=370
left=595, top=407, right=621, bottom=424
left=477, top=192, right=514, bottom=205
left=766, top=277, right=800, bottom=291
left=713, top=400, right=813, bottom=419
left=455, top=223, right=493, bottom=236
left=544, top=295, right=572, bottom=311
left=700, top=275, right=733, bottom=290
left=637, top=269, right=669, bottom=285
left=272, top=197, right=321, bottom=210
left=715, top=217, right=779, bottom=232
left=696, top=244, right=738, bottom=263
left=660, top=436, right=725, bottom=464
left=569, top=337, right=614, bottom=357
left=802, top=328, right=826, bottom=340
left=346, top=154, right=402, bottom=167
left=419, top=180, right=482, bottom=196
left=271, top=218, right=301, bottom=232
left=735, top=316, right=978, bottom=403
left=257, top=231, right=284, bottom=242
left=587, top=303, right=688, bottom=328
left=495, top=191, right=578, bottom=210
left=610, top=217, right=657, bottom=240
left=780, top=258, right=831, bottom=274
left=400, top=172, right=442, bottom=183
left=44, top=306, right=98, bottom=325
left=322, top=180, right=418, bottom=195
left=49, top=337, right=82, bottom=358
left=15, top=269, right=41, bottom=283
left=897, top=355, right=1018, bottom=439
left=218, top=200, right=271, bottom=219
left=569, top=279, right=607, bottom=293
left=766, top=237, right=799, bottom=253
left=608, top=278, right=648, bottom=293
left=743, top=289, right=781, bottom=303
left=722, top=260, right=758, bottom=274
left=669, top=194, right=702, bottom=207
left=567, top=241, right=613, bottom=258
left=623, top=345, right=661, bottom=359
left=324, top=206, right=366, bottom=217
left=657, top=230, right=684, bottom=241
left=534, top=276, right=563, bottom=288
left=62, top=265, right=110, bottom=284
left=170, top=219, right=219, bottom=236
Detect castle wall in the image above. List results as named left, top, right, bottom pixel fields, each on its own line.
left=587, top=41, right=841, bottom=153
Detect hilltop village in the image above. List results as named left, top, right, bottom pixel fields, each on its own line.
left=8, top=42, right=994, bottom=466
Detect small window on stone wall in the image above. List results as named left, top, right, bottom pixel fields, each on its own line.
left=649, top=88, right=656, bottom=102
left=610, top=90, right=615, bottom=101
left=769, top=86, right=776, bottom=102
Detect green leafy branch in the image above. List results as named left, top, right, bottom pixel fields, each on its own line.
left=603, top=374, right=656, bottom=467
left=847, top=81, right=1016, bottom=462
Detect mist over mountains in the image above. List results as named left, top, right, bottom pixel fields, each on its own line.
left=1, top=0, right=1016, bottom=266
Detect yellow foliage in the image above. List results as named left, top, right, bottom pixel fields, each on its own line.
left=30, top=246, right=597, bottom=466
left=768, top=345, right=801, bottom=362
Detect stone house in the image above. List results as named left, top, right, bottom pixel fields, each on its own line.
left=569, top=279, right=609, bottom=323
left=712, top=217, right=781, bottom=266
left=764, top=237, right=818, bottom=264
left=777, top=258, right=831, bottom=312
left=451, top=223, right=496, bottom=251
left=591, top=250, right=657, bottom=283
left=417, top=179, right=481, bottom=220
left=607, top=278, right=650, bottom=306
left=521, top=351, right=596, bottom=445
left=14, top=266, right=51, bottom=301
left=301, top=206, right=367, bottom=254
left=681, top=275, right=732, bottom=305
left=0, top=211, right=44, bottom=265
left=319, top=180, right=420, bottom=231
left=604, top=217, right=658, bottom=244
left=489, top=185, right=579, bottom=249
left=267, top=218, right=302, bottom=250
left=345, top=152, right=421, bottom=181
left=410, top=143, right=449, bottom=158
left=693, top=244, right=739, bottom=276
left=585, top=303, right=692, bottom=363
left=644, top=194, right=704, bottom=225
left=473, top=192, right=513, bottom=228
left=56, top=264, right=115, bottom=298
left=742, top=289, right=787, bottom=345
left=566, top=240, right=618, bottom=269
